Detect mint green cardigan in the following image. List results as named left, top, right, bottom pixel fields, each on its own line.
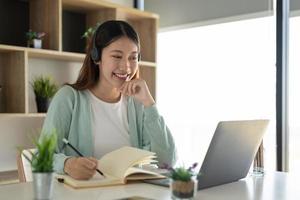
left=41, top=86, right=177, bottom=174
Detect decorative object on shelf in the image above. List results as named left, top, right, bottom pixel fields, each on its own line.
left=162, top=163, right=199, bottom=200
left=134, top=0, right=144, bottom=10
left=18, top=130, right=57, bottom=200
left=252, top=141, right=264, bottom=176
left=81, top=23, right=100, bottom=51
left=31, top=76, right=58, bottom=113
left=26, top=29, right=46, bottom=49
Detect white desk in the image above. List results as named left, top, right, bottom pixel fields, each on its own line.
left=0, top=172, right=299, bottom=200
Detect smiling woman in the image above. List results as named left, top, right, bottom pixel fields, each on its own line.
left=40, top=20, right=177, bottom=181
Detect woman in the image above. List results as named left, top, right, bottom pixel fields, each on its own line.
left=41, top=20, right=176, bottom=180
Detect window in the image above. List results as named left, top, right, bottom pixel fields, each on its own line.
left=156, top=17, right=276, bottom=171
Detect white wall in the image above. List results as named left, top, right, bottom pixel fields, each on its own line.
left=109, top=0, right=133, bottom=7
left=291, top=0, right=300, bottom=16
left=0, top=115, right=45, bottom=171
left=145, top=0, right=273, bottom=30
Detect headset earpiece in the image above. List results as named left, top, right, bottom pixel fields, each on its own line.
left=91, top=31, right=100, bottom=62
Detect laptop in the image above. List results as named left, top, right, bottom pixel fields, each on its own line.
left=143, top=119, right=269, bottom=190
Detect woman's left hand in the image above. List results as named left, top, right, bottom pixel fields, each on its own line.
left=119, top=79, right=155, bottom=107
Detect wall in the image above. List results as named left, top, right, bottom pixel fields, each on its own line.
left=109, top=0, right=133, bottom=7
left=0, top=116, right=44, bottom=171
left=144, top=0, right=273, bottom=30
left=291, top=0, right=300, bottom=16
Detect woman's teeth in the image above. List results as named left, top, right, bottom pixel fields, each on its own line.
left=114, top=73, right=128, bottom=79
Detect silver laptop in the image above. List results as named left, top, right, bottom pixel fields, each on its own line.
left=143, top=119, right=269, bottom=190
left=197, top=119, right=269, bottom=189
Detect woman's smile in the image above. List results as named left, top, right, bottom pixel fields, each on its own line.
left=113, top=72, right=130, bottom=80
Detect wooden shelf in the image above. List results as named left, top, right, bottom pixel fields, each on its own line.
left=62, top=0, right=159, bottom=19
left=0, top=44, right=27, bottom=53
left=0, top=44, right=85, bottom=62
left=0, top=44, right=156, bottom=64
left=0, top=0, right=158, bottom=113
left=27, top=48, right=85, bottom=62
left=0, top=113, right=46, bottom=117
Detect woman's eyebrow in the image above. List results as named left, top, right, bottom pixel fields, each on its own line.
left=110, top=50, right=123, bottom=53
left=110, top=50, right=138, bottom=55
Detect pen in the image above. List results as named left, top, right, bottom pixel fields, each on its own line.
left=62, top=138, right=105, bottom=176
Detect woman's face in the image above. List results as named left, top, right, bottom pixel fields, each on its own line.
left=98, top=36, right=139, bottom=89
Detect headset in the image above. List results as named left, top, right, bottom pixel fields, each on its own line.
left=91, top=27, right=101, bottom=63
left=90, top=23, right=142, bottom=63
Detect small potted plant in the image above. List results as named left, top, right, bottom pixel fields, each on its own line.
left=26, top=29, right=46, bottom=49
left=163, top=163, right=199, bottom=200
left=31, top=75, right=58, bottom=113
left=81, top=23, right=100, bottom=51
left=20, top=130, right=57, bottom=200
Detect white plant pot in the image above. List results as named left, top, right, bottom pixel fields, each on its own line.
left=33, top=39, right=42, bottom=49
left=32, top=172, right=54, bottom=200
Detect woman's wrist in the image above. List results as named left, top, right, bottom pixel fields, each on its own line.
left=64, top=157, right=75, bottom=174
left=143, top=98, right=155, bottom=107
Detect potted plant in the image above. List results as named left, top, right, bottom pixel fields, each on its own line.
left=20, top=130, right=57, bottom=200
left=31, top=76, right=58, bottom=113
left=26, top=29, right=46, bottom=49
left=163, top=163, right=199, bottom=199
left=81, top=23, right=100, bottom=51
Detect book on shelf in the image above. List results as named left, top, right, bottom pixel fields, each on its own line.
left=57, top=146, right=165, bottom=188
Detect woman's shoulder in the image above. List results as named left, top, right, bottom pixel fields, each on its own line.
left=55, top=85, right=88, bottom=98
left=52, top=85, right=87, bottom=103
left=57, top=85, right=76, bottom=94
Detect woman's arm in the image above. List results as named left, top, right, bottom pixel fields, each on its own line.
left=120, top=79, right=177, bottom=166
left=40, top=86, right=75, bottom=174
left=142, top=105, right=177, bottom=167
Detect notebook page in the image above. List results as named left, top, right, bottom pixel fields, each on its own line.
left=98, top=146, right=155, bottom=179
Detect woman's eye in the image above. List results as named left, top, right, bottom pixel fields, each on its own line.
left=130, top=56, right=138, bottom=61
left=112, top=55, right=122, bottom=59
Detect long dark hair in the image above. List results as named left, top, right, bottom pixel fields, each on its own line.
left=69, top=20, right=140, bottom=90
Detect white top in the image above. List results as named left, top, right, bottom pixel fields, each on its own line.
left=88, top=90, right=130, bottom=159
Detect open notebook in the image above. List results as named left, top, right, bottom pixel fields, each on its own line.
left=56, top=146, right=165, bottom=188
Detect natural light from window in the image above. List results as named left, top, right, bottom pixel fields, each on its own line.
left=156, top=16, right=276, bottom=172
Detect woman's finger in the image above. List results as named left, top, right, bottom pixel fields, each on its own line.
left=80, top=157, right=96, bottom=170
left=127, top=81, right=135, bottom=96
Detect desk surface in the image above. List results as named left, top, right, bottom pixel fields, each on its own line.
left=0, top=171, right=300, bottom=200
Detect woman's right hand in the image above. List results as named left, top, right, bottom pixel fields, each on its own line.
left=64, top=157, right=98, bottom=180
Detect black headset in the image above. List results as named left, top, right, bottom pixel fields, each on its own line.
left=91, top=28, right=101, bottom=63
left=90, top=23, right=141, bottom=63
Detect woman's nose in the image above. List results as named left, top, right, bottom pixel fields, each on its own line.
left=119, top=58, right=130, bottom=70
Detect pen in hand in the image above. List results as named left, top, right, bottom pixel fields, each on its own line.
left=62, top=138, right=105, bottom=177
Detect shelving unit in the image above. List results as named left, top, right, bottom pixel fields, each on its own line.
left=0, top=0, right=158, bottom=115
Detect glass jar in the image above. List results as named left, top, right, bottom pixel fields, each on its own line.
left=170, top=178, right=198, bottom=200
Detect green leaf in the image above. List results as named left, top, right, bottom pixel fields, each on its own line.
left=31, top=75, right=58, bottom=98
left=28, top=129, right=57, bottom=172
